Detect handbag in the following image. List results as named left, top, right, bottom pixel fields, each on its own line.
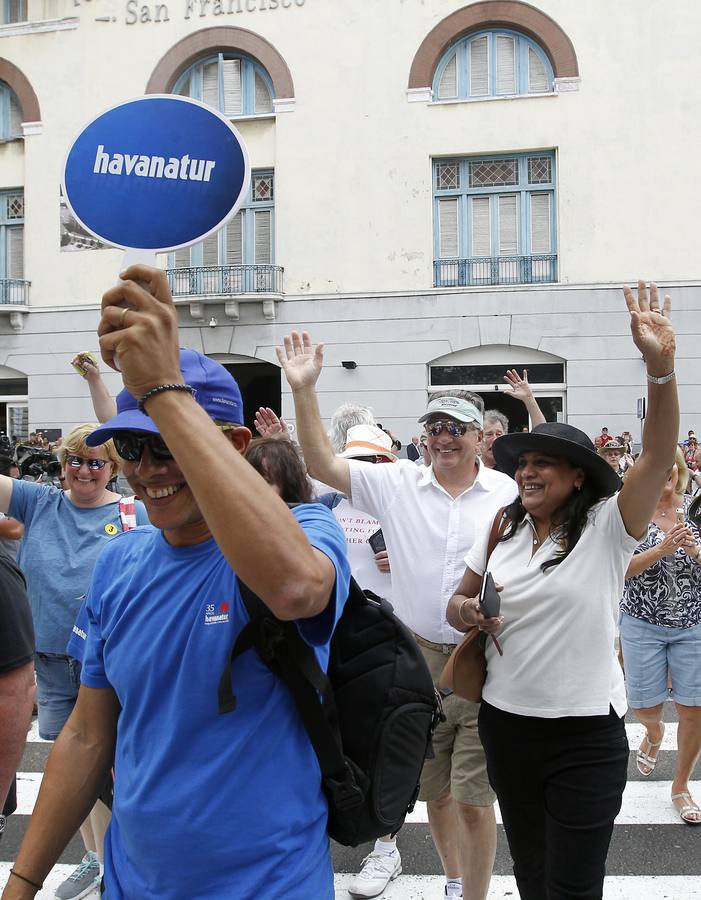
left=439, top=508, right=511, bottom=702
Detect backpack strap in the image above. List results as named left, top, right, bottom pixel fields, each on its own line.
left=218, top=580, right=364, bottom=812
left=118, top=496, right=137, bottom=532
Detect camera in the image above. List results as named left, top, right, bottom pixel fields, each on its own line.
left=15, top=445, right=62, bottom=484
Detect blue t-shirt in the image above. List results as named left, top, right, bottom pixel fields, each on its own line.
left=81, top=503, right=350, bottom=900
left=9, top=480, right=149, bottom=654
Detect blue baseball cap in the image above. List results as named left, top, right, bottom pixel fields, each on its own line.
left=86, top=348, right=244, bottom=446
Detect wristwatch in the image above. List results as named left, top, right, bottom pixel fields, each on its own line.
left=0, top=814, right=6, bottom=834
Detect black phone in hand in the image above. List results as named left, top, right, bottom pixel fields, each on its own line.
left=368, top=529, right=386, bottom=554
left=479, top=572, right=500, bottom=619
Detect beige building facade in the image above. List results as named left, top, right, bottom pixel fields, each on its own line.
left=0, top=0, right=698, bottom=441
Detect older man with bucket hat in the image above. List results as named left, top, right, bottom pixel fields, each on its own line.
left=278, top=331, right=517, bottom=900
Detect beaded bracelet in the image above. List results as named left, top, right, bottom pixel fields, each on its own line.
left=137, top=383, right=195, bottom=413
left=10, top=868, right=43, bottom=890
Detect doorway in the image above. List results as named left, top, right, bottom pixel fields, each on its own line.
left=222, top=361, right=281, bottom=431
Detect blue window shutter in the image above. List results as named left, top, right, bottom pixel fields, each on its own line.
left=496, top=35, right=516, bottom=94
left=438, top=199, right=459, bottom=258
left=530, top=193, right=551, bottom=253
left=254, top=210, right=272, bottom=264
left=222, top=58, right=242, bottom=116
left=528, top=47, right=549, bottom=92
left=202, top=231, right=219, bottom=266
left=498, top=194, right=518, bottom=254
left=438, top=53, right=458, bottom=100
left=254, top=71, right=273, bottom=114
left=471, top=196, right=491, bottom=256
left=470, top=37, right=489, bottom=97
left=202, top=61, right=219, bottom=110
left=7, top=226, right=23, bottom=279
left=226, top=212, right=243, bottom=265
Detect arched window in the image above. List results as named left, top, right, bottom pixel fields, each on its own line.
left=0, top=81, right=22, bottom=141
left=173, top=53, right=274, bottom=117
left=433, top=30, right=553, bottom=101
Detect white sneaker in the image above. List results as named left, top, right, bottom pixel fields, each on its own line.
left=347, top=849, right=402, bottom=898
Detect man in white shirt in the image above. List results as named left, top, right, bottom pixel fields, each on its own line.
left=278, top=331, right=517, bottom=900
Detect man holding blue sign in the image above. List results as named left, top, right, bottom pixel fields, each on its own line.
left=3, top=267, right=350, bottom=900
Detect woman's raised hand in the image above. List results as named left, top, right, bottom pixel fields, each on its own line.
left=624, top=281, right=675, bottom=372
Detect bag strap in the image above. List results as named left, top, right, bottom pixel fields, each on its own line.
left=486, top=506, right=512, bottom=566
left=218, top=580, right=357, bottom=785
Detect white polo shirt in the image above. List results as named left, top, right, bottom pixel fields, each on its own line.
left=349, top=458, right=518, bottom=644
left=465, top=495, right=638, bottom=718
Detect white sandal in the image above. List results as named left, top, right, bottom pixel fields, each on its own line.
left=671, top=791, right=701, bottom=825
left=636, top=722, right=665, bottom=776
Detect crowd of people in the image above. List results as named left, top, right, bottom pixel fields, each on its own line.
left=0, top=274, right=698, bottom=900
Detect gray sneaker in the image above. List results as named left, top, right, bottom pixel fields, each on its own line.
left=54, top=851, right=101, bottom=900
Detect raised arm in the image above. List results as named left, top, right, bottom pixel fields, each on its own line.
left=276, top=332, right=352, bottom=497
left=618, top=282, right=679, bottom=538
left=96, top=269, right=337, bottom=622
left=72, top=353, right=118, bottom=424
left=503, top=369, right=546, bottom=427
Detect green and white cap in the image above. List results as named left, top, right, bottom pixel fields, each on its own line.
left=418, top=396, right=483, bottom=427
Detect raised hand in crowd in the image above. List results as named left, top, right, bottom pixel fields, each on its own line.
left=276, top=331, right=324, bottom=391
left=254, top=407, right=291, bottom=442
left=71, top=351, right=117, bottom=424
left=503, top=368, right=546, bottom=427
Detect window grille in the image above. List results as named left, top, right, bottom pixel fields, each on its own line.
left=469, top=159, right=518, bottom=188
left=528, top=157, right=551, bottom=184
left=436, top=162, right=460, bottom=191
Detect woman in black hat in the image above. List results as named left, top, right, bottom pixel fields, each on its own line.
left=447, top=282, right=679, bottom=900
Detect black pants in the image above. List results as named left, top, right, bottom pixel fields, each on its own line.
left=478, top=700, right=628, bottom=900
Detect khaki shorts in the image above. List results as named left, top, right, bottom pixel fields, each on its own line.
left=418, top=644, right=495, bottom=807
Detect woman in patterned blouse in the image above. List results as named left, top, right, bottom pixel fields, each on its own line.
left=620, top=446, right=701, bottom=824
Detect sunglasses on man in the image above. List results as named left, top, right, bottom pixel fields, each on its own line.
left=112, top=432, right=173, bottom=462
left=424, top=420, right=471, bottom=438
left=66, top=455, right=110, bottom=471
left=353, top=455, right=393, bottom=464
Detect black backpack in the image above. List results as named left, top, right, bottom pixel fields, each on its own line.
left=218, top=578, right=442, bottom=847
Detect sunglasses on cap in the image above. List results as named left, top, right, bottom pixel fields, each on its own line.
left=353, top=455, right=393, bottom=464
left=66, top=455, right=110, bottom=471
left=112, top=432, right=173, bottom=462
left=424, top=420, right=471, bottom=438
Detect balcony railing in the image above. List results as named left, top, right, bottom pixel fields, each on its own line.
left=434, top=254, right=558, bottom=287
left=0, top=279, right=29, bottom=305
left=166, top=265, right=283, bottom=297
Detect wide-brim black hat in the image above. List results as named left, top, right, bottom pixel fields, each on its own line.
left=492, top=422, right=621, bottom=497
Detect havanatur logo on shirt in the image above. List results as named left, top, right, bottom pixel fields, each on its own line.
left=204, top=602, right=230, bottom=625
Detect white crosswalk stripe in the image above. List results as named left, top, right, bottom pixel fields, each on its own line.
left=4, top=715, right=700, bottom=900
left=15, top=771, right=701, bottom=825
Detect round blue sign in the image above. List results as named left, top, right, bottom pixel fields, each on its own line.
left=62, top=95, right=250, bottom=252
